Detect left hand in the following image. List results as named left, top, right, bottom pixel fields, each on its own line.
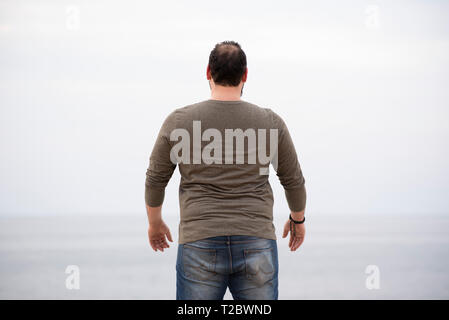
left=282, top=218, right=305, bottom=251
left=148, top=220, right=173, bottom=252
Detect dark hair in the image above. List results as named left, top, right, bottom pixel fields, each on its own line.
left=208, top=41, right=247, bottom=87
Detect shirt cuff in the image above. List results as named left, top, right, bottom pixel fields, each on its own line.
left=285, top=185, right=307, bottom=212
left=145, top=187, right=165, bottom=207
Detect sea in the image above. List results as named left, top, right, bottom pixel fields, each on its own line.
left=0, top=214, right=448, bottom=299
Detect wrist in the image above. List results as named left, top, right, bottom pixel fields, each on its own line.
left=146, top=205, right=163, bottom=225
left=289, top=214, right=305, bottom=224
left=149, top=217, right=163, bottom=226
left=290, top=211, right=305, bottom=221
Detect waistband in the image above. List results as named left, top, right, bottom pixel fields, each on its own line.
left=188, top=235, right=273, bottom=244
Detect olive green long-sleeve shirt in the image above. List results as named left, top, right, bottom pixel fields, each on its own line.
left=145, top=99, right=306, bottom=244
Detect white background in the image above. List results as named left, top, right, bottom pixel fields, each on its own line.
left=1, top=0, right=449, bottom=300
left=1, top=0, right=448, bottom=218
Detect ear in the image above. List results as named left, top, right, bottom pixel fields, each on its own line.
left=242, top=67, right=248, bottom=82
left=206, top=64, right=211, bottom=80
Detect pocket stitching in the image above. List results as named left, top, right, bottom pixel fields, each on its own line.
left=244, top=247, right=274, bottom=279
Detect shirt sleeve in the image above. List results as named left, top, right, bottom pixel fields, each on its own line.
left=271, top=110, right=307, bottom=212
left=144, top=111, right=177, bottom=207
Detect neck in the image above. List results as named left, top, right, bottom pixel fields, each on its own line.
left=210, top=84, right=242, bottom=101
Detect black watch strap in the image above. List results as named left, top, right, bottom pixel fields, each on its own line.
left=289, top=214, right=305, bottom=224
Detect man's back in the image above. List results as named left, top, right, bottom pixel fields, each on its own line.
left=146, top=99, right=306, bottom=244
left=144, top=41, right=307, bottom=300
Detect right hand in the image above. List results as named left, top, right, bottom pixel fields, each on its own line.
left=282, top=218, right=305, bottom=251
left=148, top=220, right=173, bottom=252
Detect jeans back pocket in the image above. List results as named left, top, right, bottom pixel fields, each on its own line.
left=182, top=244, right=217, bottom=281
left=244, top=248, right=275, bottom=287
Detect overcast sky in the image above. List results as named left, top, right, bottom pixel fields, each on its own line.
left=1, top=0, right=448, bottom=217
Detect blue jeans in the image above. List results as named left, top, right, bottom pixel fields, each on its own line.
left=176, top=235, right=278, bottom=300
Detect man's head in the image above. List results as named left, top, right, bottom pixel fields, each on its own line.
left=207, top=41, right=247, bottom=88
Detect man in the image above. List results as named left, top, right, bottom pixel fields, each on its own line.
left=145, top=41, right=306, bottom=300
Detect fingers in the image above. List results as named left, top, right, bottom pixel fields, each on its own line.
left=288, top=233, right=294, bottom=249
left=290, top=236, right=304, bottom=251
left=296, top=236, right=304, bottom=250
left=151, top=240, right=164, bottom=252
left=166, top=229, right=173, bottom=242
left=290, top=237, right=298, bottom=251
left=150, top=237, right=170, bottom=252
